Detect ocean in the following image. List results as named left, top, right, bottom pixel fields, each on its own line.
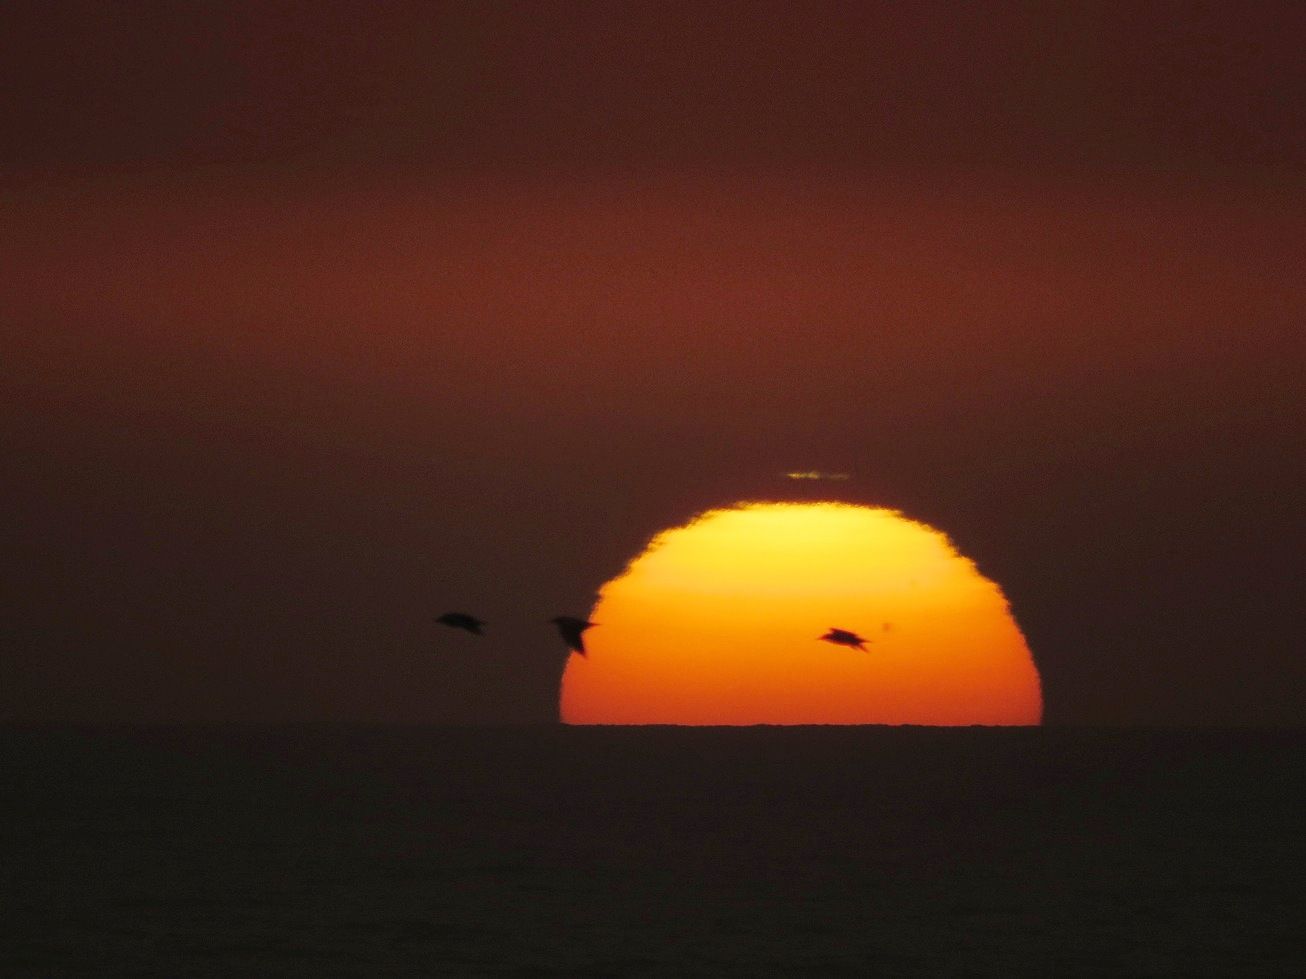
left=3, top=725, right=1302, bottom=975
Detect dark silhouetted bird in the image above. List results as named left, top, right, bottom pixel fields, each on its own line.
left=435, top=612, right=485, bottom=635
left=551, top=616, right=596, bottom=655
left=819, top=628, right=869, bottom=651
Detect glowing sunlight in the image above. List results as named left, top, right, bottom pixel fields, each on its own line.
left=561, top=502, right=1043, bottom=725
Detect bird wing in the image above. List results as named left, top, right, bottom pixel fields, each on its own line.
left=436, top=612, right=483, bottom=633
left=566, top=623, right=587, bottom=653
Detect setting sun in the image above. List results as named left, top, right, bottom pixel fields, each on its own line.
left=561, top=502, right=1042, bottom=725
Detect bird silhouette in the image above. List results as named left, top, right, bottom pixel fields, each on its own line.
left=819, top=628, right=870, bottom=651
left=551, top=616, right=596, bottom=655
left=435, top=612, right=485, bottom=635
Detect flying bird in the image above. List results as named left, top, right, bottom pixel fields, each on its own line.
left=819, top=628, right=870, bottom=652
left=551, top=616, right=596, bottom=655
left=435, top=612, right=485, bottom=635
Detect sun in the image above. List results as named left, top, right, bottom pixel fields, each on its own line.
left=560, top=502, right=1042, bottom=725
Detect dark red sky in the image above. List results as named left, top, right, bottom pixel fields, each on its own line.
left=3, top=1, right=1303, bottom=723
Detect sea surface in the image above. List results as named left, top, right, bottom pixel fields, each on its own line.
left=2, top=725, right=1302, bottom=976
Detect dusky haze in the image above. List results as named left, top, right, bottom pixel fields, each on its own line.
left=3, top=1, right=1302, bottom=724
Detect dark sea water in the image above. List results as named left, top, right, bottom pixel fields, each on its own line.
left=2, top=725, right=1302, bottom=976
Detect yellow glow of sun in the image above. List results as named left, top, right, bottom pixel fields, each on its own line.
left=561, top=502, right=1042, bottom=725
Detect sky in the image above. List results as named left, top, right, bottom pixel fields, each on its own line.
left=3, top=1, right=1303, bottom=724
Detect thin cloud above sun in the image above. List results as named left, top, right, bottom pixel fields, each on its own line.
left=562, top=502, right=1042, bottom=726
left=784, top=471, right=851, bottom=481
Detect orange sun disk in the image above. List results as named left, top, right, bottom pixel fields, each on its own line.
left=561, top=502, right=1043, bottom=725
